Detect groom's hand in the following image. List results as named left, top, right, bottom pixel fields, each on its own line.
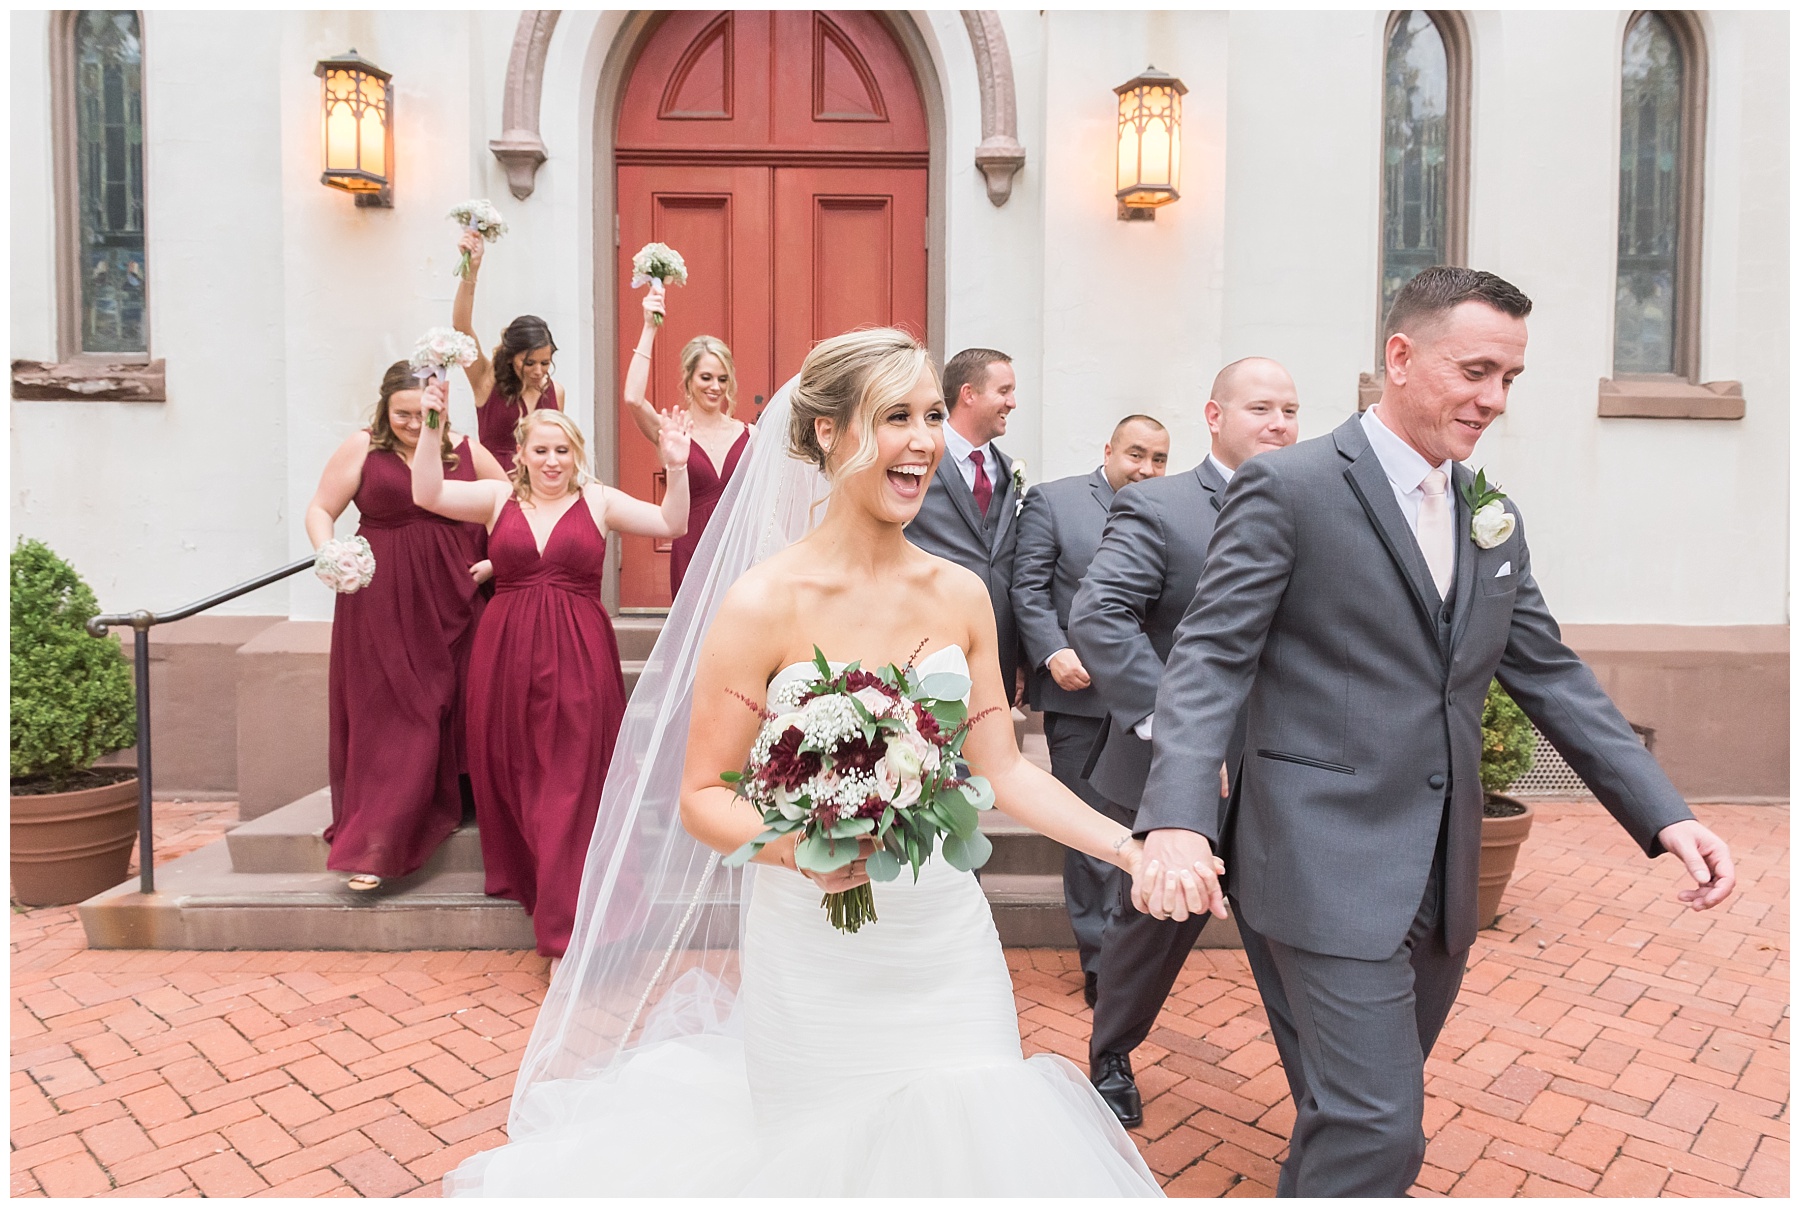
left=1133, top=829, right=1229, bottom=922
left=1657, top=819, right=1736, bottom=911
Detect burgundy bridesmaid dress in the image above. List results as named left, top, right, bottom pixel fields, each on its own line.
left=478, top=380, right=560, bottom=471
left=668, top=425, right=749, bottom=597
left=325, top=438, right=487, bottom=879
left=465, top=495, right=630, bottom=957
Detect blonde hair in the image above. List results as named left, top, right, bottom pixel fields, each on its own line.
left=680, top=335, right=738, bottom=415
left=788, top=328, right=936, bottom=481
left=509, top=409, right=594, bottom=502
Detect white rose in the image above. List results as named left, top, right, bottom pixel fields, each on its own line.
left=853, top=686, right=895, bottom=718
left=884, top=740, right=924, bottom=782
left=1471, top=500, right=1516, bottom=549
left=875, top=757, right=922, bottom=808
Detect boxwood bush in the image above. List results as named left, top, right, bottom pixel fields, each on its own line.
left=1480, top=679, right=1537, bottom=796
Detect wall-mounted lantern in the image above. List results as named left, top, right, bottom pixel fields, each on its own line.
left=1115, top=66, right=1186, bottom=221
left=315, top=49, right=393, bottom=207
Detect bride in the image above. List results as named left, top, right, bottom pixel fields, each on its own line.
left=449, top=329, right=1185, bottom=1196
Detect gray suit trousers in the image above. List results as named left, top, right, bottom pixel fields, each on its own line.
left=1042, top=711, right=1121, bottom=973
left=1089, top=854, right=1209, bottom=1064
left=1235, top=841, right=1466, bottom=1198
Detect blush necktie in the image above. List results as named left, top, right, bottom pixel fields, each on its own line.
left=1417, top=468, right=1454, bottom=599
left=970, top=449, right=993, bottom=518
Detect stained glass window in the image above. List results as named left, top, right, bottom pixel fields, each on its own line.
left=74, top=11, right=146, bottom=354
left=1380, top=11, right=1449, bottom=326
left=1614, top=13, right=1684, bottom=374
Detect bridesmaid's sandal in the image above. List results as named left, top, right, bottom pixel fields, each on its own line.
left=346, top=874, right=383, bottom=892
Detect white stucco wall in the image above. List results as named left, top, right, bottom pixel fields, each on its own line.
left=9, top=9, right=1788, bottom=629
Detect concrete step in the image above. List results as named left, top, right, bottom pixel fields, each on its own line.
left=79, top=838, right=538, bottom=950
left=226, top=789, right=483, bottom=874
left=612, top=615, right=663, bottom=662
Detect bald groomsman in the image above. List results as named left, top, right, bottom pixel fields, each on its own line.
left=1011, top=415, right=1172, bottom=1005
left=1069, top=357, right=1300, bottom=1126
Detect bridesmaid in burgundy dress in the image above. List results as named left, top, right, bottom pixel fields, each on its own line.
left=453, top=230, right=564, bottom=471
left=623, top=280, right=752, bottom=598
left=411, top=386, right=692, bottom=957
left=304, top=361, right=508, bottom=891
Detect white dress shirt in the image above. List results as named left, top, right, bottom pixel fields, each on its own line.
left=1205, top=452, right=1236, bottom=484
left=1361, top=406, right=1454, bottom=539
left=941, top=420, right=995, bottom=494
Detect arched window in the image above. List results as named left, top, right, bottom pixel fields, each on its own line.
left=1378, top=11, right=1469, bottom=340
left=55, top=11, right=149, bottom=359
left=1614, top=11, right=1705, bottom=378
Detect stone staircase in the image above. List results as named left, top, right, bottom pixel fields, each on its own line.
left=78, top=613, right=1240, bottom=951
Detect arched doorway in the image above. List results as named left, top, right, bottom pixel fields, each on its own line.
left=613, top=10, right=930, bottom=609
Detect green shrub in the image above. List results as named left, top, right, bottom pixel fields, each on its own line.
left=1480, top=680, right=1536, bottom=795
left=10, top=539, right=136, bottom=786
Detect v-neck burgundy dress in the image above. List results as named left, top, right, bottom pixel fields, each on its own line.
left=325, top=438, right=486, bottom=880
left=478, top=379, right=560, bottom=472
left=667, top=425, right=749, bottom=598
left=465, top=495, right=628, bottom=956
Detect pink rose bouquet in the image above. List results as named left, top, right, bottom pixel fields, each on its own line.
left=313, top=535, right=376, bottom=594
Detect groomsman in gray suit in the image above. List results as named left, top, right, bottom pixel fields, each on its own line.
left=906, top=348, right=1025, bottom=697
left=1011, top=415, right=1172, bottom=1005
left=1132, top=267, right=1736, bottom=1196
left=1069, top=359, right=1300, bottom=1125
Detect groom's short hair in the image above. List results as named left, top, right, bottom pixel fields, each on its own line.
left=942, top=348, right=1011, bottom=411
left=1384, top=266, right=1533, bottom=342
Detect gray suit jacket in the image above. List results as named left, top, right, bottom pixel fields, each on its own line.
left=1136, top=415, right=1695, bottom=960
left=1011, top=467, right=1115, bottom=717
left=1068, top=460, right=1229, bottom=808
left=905, top=441, right=1022, bottom=690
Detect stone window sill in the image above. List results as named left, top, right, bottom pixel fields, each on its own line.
left=11, top=358, right=166, bottom=402
left=1598, top=377, right=1743, bottom=419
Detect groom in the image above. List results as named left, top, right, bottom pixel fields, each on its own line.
left=1131, top=266, right=1737, bottom=1197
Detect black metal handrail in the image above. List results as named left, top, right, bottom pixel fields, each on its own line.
left=86, top=556, right=315, bottom=893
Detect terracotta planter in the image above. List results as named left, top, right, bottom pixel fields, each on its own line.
left=1477, top=794, right=1534, bottom=929
left=11, top=777, right=140, bottom=907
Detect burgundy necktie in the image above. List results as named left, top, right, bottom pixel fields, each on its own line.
left=970, top=449, right=993, bottom=517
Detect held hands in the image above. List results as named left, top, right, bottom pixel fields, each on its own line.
left=468, top=560, right=494, bottom=586
left=1656, top=819, right=1736, bottom=911
left=1047, top=649, right=1092, bottom=692
left=457, top=231, right=484, bottom=278
left=1132, top=829, right=1230, bottom=922
left=642, top=280, right=666, bottom=327
left=656, top=408, right=693, bottom=469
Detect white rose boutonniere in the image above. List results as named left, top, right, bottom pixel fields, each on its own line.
left=1461, top=469, right=1515, bottom=549
left=1011, top=459, right=1028, bottom=515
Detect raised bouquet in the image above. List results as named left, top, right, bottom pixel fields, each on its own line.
left=409, top=327, right=481, bottom=429
left=722, top=647, right=997, bottom=933
left=313, top=536, right=376, bottom=595
left=448, top=199, right=506, bottom=281
left=630, top=243, right=688, bottom=326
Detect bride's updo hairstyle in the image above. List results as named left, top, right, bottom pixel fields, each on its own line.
left=788, top=328, right=936, bottom=482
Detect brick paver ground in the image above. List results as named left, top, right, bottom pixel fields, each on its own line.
left=13, top=799, right=1787, bottom=1197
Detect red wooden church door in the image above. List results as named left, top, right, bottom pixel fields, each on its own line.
left=615, top=10, right=929, bottom=609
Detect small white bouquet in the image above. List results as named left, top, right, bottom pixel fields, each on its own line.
left=314, top=536, right=376, bottom=595
left=448, top=199, right=506, bottom=281
left=630, top=243, right=688, bottom=326
left=409, top=327, right=481, bottom=430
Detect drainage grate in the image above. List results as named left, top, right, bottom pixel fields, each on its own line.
left=1505, top=720, right=1653, bottom=800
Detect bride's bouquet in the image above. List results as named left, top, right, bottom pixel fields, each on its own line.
left=314, top=535, right=376, bottom=594
left=409, top=327, right=480, bottom=429
left=630, top=243, right=687, bottom=326
left=722, top=647, right=997, bottom=934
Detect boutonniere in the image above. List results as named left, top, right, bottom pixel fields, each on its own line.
left=1460, top=469, right=1515, bottom=549
left=1011, top=459, right=1029, bottom=514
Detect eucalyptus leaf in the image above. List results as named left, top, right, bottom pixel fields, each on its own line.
left=796, top=832, right=859, bottom=873
left=919, top=672, right=972, bottom=701
left=961, top=775, right=995, bottom=810
left=830, top=815, right=876, bottom=838
left=941, top=828, right=993, bottom=872
left=722, top=838, right=761, bottom=868
left=865, top=848, right=903, bottom=882
left=938, top=792, right=979, bottom=835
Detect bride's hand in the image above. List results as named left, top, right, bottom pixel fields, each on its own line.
left=763, top=832, right=875, bottom=892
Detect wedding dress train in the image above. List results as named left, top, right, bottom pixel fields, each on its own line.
left=447, top=646, right=1160, bottom=1197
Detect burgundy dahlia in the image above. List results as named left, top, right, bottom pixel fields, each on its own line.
left=762, top=727, right=821, bottom=790
left=835, top=733, right=886, bottom=774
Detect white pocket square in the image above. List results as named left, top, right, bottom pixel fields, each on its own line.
left=1495, top=562, right=1513, bottom=578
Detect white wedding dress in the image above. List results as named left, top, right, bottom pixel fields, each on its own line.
left=448, top=645, right=1160, bottom=1197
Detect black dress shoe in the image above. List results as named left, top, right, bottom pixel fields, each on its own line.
left=1091, top=1051, right=1142, bottom=1127
left=1083, top=970, right=1099, bottom=1009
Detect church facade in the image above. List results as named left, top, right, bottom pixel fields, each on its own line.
left=9, top=9, right=1788, bottom=801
